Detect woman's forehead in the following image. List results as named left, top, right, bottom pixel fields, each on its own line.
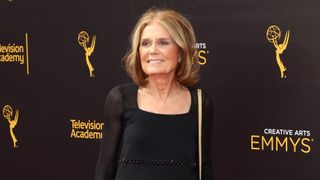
left=140, top=22, right=172, bottom=39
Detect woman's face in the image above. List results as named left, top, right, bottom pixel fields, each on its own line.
left=139, top=21, right=180, bottom=78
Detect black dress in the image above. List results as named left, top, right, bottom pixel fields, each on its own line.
left=95, top=83, right=214, bottom=180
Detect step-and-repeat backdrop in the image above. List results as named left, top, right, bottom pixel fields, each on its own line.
left=1, top=0, right=319, bottom=179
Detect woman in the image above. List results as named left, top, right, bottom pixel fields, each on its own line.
left=95, top=8, right=214, bottom=180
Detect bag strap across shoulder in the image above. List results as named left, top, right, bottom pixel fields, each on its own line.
left=197, top=89, right=202, bottom=180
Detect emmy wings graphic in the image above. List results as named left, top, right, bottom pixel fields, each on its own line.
left=3, top=105, right=19, bottom=148
left=266, top=25, right=290, bottom=78
left=78, top=31, right=96, bottom=77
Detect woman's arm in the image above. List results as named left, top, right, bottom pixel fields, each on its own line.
left=95, top=86, right=123, bottom=180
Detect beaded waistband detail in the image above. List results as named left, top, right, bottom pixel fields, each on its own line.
left=119, top=158, right=196, bottom=168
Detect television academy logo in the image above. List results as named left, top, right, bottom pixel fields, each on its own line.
left=70, top=118, right=104, bottom=140
left=78, top=31, right=96, bottom=77
left=0, top=33, right=30, bottom=75
left=266, top=25, right=290, bottom=78
left=3, top=105, right=19, bottom=148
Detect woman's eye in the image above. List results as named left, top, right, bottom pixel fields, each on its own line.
left=159, top=40, right=169, bottom=46
left=141, top=41, right=151, bottom=46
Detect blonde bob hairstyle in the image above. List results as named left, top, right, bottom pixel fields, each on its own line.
left=122, top=8, right=200, bottom=86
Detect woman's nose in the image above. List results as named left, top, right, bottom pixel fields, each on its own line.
left=149, top=42, right=159, bottom=54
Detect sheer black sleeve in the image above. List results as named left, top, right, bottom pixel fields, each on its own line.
left=202, top=90, right=214, bottom=180
left=95, top=85, right=123, bottom=180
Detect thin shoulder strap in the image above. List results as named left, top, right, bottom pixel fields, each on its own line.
left=197, top=89, right=202, bottom=180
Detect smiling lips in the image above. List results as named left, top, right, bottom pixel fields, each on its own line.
left=147, top=59, right=165, bottom=64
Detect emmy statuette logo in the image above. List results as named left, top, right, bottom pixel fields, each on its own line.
left=3, top=105, right=19, bottom=148
left=266, top=25, right=290, bottom=78
left=78, top=31, right=96, bottom=77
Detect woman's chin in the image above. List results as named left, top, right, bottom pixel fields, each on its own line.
left=145, top=69, right=166, bottom=76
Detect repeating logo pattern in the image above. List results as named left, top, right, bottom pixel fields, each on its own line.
left=0, top=33, right=30, bottom=75
left=78, top=31, right=96, bottom=77
left=3, top=105, right=19, bottom=148
left=266, top=25, right=290, bottom=78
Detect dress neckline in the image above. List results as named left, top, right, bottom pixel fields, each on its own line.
left=133, top=84, right=194, bottom=116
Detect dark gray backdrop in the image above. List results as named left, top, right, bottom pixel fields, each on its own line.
left=1, top=0, right=319, bottom=179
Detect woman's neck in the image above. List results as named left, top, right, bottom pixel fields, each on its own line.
left=143, top=74, right=180, bottom=100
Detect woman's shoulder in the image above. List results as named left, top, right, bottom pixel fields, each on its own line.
left=188, top=86, right=213, bottom=107
left=188, top=86, right=212, bottom=99
left=118, top=83, right=138, bottom=97
left=105, top=83, right=138, bottom=105
left=107, top=83, right=138, bottom=95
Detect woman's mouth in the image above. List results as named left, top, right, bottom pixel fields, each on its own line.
left=147, top=59, right=164, bottom=63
